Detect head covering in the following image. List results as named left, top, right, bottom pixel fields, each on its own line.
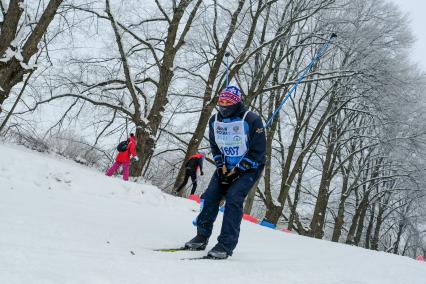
left=218, top=86, right=241, bottom=105
left=129, top=133, right=136, bottom=143
left=219, top=102, right=242, bottom=118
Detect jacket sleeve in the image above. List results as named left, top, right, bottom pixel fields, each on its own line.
left=238, top=113, right=266, bottom=171
left=198, top=158, right=204, bottom=173
left=129, top=141, right=137, bottom=158
left=209, top=115, right=223, bottom=168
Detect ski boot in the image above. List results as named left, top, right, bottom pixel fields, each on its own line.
left=207, top=243, right=230, bottom=259
left=184, top=235, right=209, bottom=250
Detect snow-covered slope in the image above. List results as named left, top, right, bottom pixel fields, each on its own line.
left=0, top=143, right=425, bottom=284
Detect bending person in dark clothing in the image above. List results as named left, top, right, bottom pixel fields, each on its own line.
left=175, top=152, right=205, bottom=195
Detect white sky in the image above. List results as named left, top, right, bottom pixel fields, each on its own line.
left=390, top=0, right=426, bottom=71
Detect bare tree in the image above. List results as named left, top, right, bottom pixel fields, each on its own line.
left=0, top=0, right=64, bottom=115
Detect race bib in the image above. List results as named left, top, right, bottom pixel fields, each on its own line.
left=214, top=112, right=249, bottom=158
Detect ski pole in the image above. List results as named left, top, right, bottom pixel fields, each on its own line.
left=264, top=33, right=337, bottom=128
left=225, top=51, right=231, bottom=86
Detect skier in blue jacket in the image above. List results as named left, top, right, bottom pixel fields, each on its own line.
left=184, top=85, right=266, bottom=259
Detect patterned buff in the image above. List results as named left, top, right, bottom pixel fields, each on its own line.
left=218, top=86, right=241, bottom=105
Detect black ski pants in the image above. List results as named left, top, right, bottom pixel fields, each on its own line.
left=176, top=169, right=197, bottom=195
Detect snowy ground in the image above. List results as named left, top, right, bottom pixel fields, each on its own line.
left=0, top=143, right=425, bottom=284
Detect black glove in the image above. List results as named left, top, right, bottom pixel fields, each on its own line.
left=217, top=166, right=227, bottom=184
left=201, top=171, right=204, bottom=176
left=222, top=167, right=244, bottom=184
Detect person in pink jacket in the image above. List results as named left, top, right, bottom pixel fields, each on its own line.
left=106, top=133, right=138, bottom=181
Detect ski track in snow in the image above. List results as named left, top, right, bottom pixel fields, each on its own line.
left=0, top=143, right=425, bottom=284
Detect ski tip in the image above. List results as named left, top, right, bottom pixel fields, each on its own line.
left=153, top=247, right=187, bottom=252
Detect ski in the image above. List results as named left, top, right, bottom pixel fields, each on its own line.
left=153, top=247, right=193, bottom=252
left=181, top=255, right=226, bottom=260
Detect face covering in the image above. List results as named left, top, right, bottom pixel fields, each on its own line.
left=219, top=103, right=240, bottom=118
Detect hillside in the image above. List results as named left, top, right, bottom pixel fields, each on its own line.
left=0, top=143, right=425, bottom=284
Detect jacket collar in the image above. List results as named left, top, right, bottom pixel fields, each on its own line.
left=217, top=102, right=247, bottom=120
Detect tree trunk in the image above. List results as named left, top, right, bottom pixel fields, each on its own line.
left=173, top=0, right=247, bottom=190
left=288, top=170, right=302, bottom=231
left=243, top=186, right=257, bottom=215
left=354, top=199, right=369, bottom=245
left=392, top=221, right=404, bottom=254
left=243, top=166, right=264, bottom=214
left=130, top=0, right=199, bottom=176
left=346, top=193, right=369, bottom=244
left=0, top=0, right=24, bottom=56
left=331, top=191, right=349, bottom=242
left=263, top=99, right=282, bottom=223
left=371, top=197, right=385, bottom=251
left=264, top=81, right=339, bottom=225
left=364, top=204, right=376, bottom=249
left=309, top=114, right=338, bottom=239
left=0, top=71, right=33, bottom=132
left=331, top=140, right=357, bottom=242
left=0, top=0, right=63, bottom=114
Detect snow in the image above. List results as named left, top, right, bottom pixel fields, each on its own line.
left=19, top=61, right=37, bottom=70
left=0, top=47, right=24, bottom=63
left=0, top=143, right=425, bottom=284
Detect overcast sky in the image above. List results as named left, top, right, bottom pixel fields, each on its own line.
left=390, top=0, right=426, bottom=71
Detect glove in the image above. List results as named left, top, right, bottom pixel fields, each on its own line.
left=216, top=166, right=227, bottom=184
left=200, top=171, right=204, bottom=176
left=133, top=156, right=139, bottom=161
left=222, top=167, right=244, bottom=184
